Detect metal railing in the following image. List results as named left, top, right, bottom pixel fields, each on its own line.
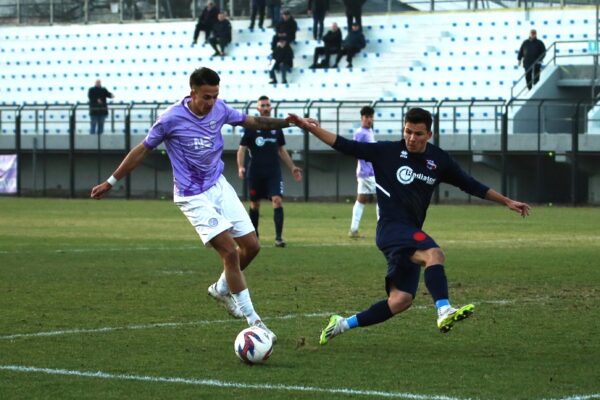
left=511, top=40, right=599, bottom=99
left=1, top=98, right=599, bottom=204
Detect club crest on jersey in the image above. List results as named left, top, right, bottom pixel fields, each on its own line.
left=426, top=159, right=437, bottom=170
left=208, top=218, right=219, bottom=227
left=209, top=120, right=217, bottom=131
left=255, top=137, right=265, bottom=146
left=400, top=150, right=408, bottom=159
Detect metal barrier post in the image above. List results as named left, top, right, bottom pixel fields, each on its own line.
left=69, top=106, right=76, bottom=198
left=125, top=105, right=132, bottom=199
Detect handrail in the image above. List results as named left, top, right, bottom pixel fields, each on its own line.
left=511, top=40, right=596, bottom=99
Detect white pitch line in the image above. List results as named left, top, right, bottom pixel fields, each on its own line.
left=542, top=396, right=600, bottom=400
left=0, top=364, right=468, bottom=400
left=0, top=299, right=542, bottom=342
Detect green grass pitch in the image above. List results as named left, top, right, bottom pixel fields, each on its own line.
left=0, top=198, right=599, bottom=399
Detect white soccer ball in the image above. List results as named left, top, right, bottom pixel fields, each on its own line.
left=234, top=326, right=274, bottom=364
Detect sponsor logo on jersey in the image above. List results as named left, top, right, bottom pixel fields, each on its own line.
left=209, top=120, right=217, bottom=131
left=396, top=166, right=436, bottom=185
left=255, top=136, right=278, bottom=147
left=426, top=159, right=437, bottom=170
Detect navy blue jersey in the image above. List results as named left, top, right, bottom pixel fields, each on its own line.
left=240, top=128, right=285, bottom=176
left=333, top=136, right=489, bottom=227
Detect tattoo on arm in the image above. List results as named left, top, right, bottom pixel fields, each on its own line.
left=246, top=116, right=290, bottom=130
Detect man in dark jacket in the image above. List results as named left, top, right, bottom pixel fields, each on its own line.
left=333, top=23, right=365, bottom=68
left=309, top=22, right=342, bottom=68
left=88, top=80, right=114, bottom=135
left=518, top=29, right=546, bottom=90
left=275, top=10, right=298, bottom=44
left=209, top=11, right=232, bottom=56
left=308, top=0, right=329, bottom=41
left=193, top=1, right=219, bottom=45
left=343, top=0, right=366, bottom=31
left=249, top=0, right=266, bottom=30
left=269, top=38, right=294, bottom=84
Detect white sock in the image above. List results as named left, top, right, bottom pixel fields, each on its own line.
left=376, top=204, right=380, bottom=221
left=232, top=288, right=260, bottom=325
left=215, top=272, right=229, bottom=295
left=351, top=201, right=365, bottom=232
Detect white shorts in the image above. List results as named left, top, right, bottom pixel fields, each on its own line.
left=174, top=175, right=255, bottom=246
left=357, top=176, right=377, bottom=195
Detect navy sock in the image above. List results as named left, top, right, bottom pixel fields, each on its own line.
left=249, top=208, right=259, bottom=237
left=356, top=300, right=393, bottom=327
left=424, top=264, right=449, bottom=304
left=274, top=207, right=283, bottom=240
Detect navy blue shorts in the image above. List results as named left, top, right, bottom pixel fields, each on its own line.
left=248, top=174, right=283, bottom=201
left=376, top=221, right=439, bottom=298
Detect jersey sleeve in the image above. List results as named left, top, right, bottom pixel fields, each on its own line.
left=143, top=119, right=166, bottom=150
left=332, top=135, right=380, bottom=162
left=240, top=129, right=253, bottom=146
left=224, top=103, right=247, bottom=126
left=441, top=155, right=490, bottom=199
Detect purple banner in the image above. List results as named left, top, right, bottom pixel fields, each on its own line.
left=0, top=154, right=17, bottom=194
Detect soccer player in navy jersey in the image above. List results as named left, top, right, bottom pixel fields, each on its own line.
left=286, top=108, right=530, bottom=343
left=237, top=95, right=302, bottom=248
left=90, top=67, right=316, bottom=343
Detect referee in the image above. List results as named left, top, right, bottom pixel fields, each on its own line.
left=237, top=95, right=302, bottom=247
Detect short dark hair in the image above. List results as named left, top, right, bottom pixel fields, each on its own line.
left=258, top=95, right=270, bottom=101
left=405, top=107, right=432, bottom=131
left=360, top=106, right=374, bottom=117
left=189, top=67, right=220, bottom=89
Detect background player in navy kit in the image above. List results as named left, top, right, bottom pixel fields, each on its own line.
left=286, top=108, right=530, bottom=343
left=237, top=95, right=302, bottom=247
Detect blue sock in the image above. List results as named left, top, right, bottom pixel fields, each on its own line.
left=346, top=315, right=359, bottom=329
left=435, top=299, right=450, bottom=310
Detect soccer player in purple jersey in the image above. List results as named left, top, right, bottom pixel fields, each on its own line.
left=91, top=67, right=316, bottom=342
left=349, top=106, right=377, bottom=239
left=286, top=108, right=530, bottom=343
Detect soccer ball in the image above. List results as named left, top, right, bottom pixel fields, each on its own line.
left=234, top=326, right=273, bottom=364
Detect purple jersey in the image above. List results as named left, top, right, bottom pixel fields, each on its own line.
left=353, top=127, right=375, bottom=178
left=143, top=97, right=246, bottom=197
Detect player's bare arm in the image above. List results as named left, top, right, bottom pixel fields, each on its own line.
left=90, top=143, right=151, bottom=199
left=236, top=145, right=247, bottom=179
left=286, top=113, right=335, bottom=146
left=243, top=116, right=291, bottom=131
left=485, top=188, right=531, bottom=217
left=278, top=145, right=302, bottom=182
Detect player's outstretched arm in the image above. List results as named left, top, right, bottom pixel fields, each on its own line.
left=286, top=113, right=335, bottom=147
left=90, top=143, right=151, bottom=199
left=485, top=188, right=531, bottom=217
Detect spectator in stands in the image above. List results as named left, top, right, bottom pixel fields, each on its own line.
left=192, top=1, right=219, bottom=45
left=307, top=0, right=329, bottom=41
left=209, top=11, right=232, bottom=57
left=88, top=80, right=114, bottom=135
left=518, top=29, right=546, bottom=90
left=333, top=22, right=365, bottom=69
left=271, top=31, right=288, bottom=52
left=309, top=22, right=342, bottom=69
left=269, top=38, right=294, bottom=84
left=348, top=106, right=377, bottom=239
left=343, top=0, right=365, bottom=31
left=249, top=0, right=266, bottom=30
left=237, top=95, right=302, bottom=248
left=266, top=0, right=281, bottom=28
left=275, top=10, right=298, bottom=44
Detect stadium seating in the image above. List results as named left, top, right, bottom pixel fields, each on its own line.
left=0, top=6, right=597, bottom=135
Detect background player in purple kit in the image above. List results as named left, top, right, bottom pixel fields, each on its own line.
left=349, top=106, right=377, bottom=239
left=237, top=95, right=302, bottom=248
left=286, top=108, right=530, bottom=344
left=90, top=67, right=315, bottom=342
